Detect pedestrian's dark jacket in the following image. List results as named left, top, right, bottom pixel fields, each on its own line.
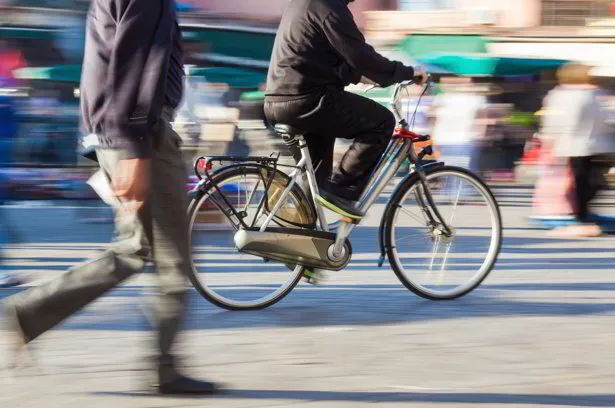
left=266, top=0, right=414, bottom=100
left=80, top=0, right=183, bottom=159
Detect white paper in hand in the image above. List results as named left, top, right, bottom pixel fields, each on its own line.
left=87, top=170, right=120, bottom=207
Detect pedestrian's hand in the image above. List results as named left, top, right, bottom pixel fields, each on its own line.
left=113, top=158, right=151, bottom=212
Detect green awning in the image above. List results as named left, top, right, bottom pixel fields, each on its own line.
left=181, top=24, right=275, bottom=68
left=417, top=53, right=568, bottom=76
left=186, top=67, right=266, bottom=89
left=399, top=34, right=488, bottom=58
left=240, top=90, right=266, bottom=102
left=13, top=65, right=266, bottom=89
left=13, top=64, right=81, bottom=82
left=0, top=26, right=59, bottom=40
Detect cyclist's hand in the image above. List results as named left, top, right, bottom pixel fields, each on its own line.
left=413, top=65, right=429, bottom=85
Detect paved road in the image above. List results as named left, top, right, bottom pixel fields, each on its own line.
left=2, top=186, right=615, bottom=407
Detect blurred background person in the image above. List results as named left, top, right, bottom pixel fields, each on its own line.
left=0, top=40, right=25, bottom=288
left=475, top=102, right=516, bottom=182
left=430, top=77, right=488, bottom=172
left=536, top=63, right=615, bottom=237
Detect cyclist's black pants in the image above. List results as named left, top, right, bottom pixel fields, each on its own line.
left=264, top=88, right=395, bottom=191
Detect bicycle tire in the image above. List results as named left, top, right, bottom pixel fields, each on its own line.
left=384, top=165, right=502, bottom=300
left=188, top=164, right=316, bottom=311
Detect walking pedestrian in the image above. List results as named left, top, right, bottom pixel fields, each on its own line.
left=536, top=63, right=615, bottom=237
left=0, top=40, right=25, bottom=288
left=2, top=0, right=220, bottom=394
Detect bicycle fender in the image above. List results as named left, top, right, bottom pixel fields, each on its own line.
left=377, top=161, right=445, bottom=266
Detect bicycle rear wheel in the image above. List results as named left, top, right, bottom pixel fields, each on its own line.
left=188, top=165, right=316, bottom=310
left=385, top=166, right=502, bottom=300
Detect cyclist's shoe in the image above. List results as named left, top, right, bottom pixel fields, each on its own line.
left=316, top=191, right=364, bottom=220
left=324, top=177, right=363, bottom=201
left=302, top=269, right=325, bottom=285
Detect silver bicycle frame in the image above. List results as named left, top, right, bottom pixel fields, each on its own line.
left=259, top=137, right=330, bottom=232
left=259, top=81, right=423, bottom=245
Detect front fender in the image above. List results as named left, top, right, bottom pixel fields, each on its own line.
left=377, top=161, right=445, bottom=267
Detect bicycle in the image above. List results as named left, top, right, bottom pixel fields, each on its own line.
left=188, top=79, right=503, bottom=311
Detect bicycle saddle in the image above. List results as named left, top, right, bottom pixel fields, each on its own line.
left=273, top=124, right=304, bottom=137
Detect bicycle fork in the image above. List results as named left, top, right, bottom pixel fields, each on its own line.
left=410, top=149, right=453, bottom=237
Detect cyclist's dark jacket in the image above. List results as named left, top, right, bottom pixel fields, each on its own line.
left=265, top=0, right=414, bottom=100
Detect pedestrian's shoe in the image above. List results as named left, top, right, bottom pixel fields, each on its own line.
left=1, top=302, right=34, bottom=371
left=548, top=224, right=603, bottom=238
left=155, top=374, right=220, bottom=395
left=0, top=274, right=26, bottom=289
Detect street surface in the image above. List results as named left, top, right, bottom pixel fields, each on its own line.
left=2, top=185, right=615, bottom=407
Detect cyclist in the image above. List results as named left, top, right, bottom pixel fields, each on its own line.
left=264, top=0, right=427, bottom=217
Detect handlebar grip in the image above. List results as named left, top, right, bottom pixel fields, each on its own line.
left=413, top=73, right=431, bottom=84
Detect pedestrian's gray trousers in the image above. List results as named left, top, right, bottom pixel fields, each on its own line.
left=5, top=119, right=191, bottom=374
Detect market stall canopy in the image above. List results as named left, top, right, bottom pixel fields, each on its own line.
left=417, top=53, right=568, bottom=76
left=0, top=26, right=59, bottom=40
left=13, top=64, right=81, bottom=82
left=399, top=34, right=488, bottom=58
left=186, top=66, right=266, bottom=89
left=14, top=65, right=266, bottom=89
left=181, top=23, right=276, bottom=70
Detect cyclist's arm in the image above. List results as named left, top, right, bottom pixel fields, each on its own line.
left=322, top=7, right=414, bottom=87
left=338, top=62, right=361, bottom=86
left=359, top=76, right=378, bottom=85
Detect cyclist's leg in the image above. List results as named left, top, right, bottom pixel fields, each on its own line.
left=332, top=92, right=395, bottom=189
left=265, top=90, right=393, bottom=203
left=304, top=133, right=335, bottom=186
left=298, top=91, right=394, bottom=216
left=264, top=94, right=336, bottom=188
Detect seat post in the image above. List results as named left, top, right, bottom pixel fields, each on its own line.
left=272, top=124, right=328, bottom=231
left=296, top=135, right=329, bottom=232
left=282, top=134, right=302, bottom=164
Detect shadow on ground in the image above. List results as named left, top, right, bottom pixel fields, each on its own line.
left=90, top=389, right=615, bottom=406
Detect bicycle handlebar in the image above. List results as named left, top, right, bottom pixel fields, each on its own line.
left=389, top=75, right=432, bottom=126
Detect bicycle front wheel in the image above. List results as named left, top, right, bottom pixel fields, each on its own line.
left=188, top=165, right=315, bottom=311
left=385, top=166, right=502, bottom=300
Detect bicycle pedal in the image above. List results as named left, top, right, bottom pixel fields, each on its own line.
left=302, top=269, right=324, bottom=285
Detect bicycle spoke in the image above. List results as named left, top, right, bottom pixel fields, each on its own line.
left=438, top=241, right=454, bottom=284
left=243, top=174, right=250, bottom=209
left=395, top=230, right=424, bottom=245
left=428, top=235, right=441, bottom=272
left=448, top=177, right=463, bottom=225
left=398, top=204, right=429, bottom=225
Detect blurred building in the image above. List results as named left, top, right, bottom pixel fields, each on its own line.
left=365, top=0, right=615, bottom=40
left=359, top=1, right=615, bottom=75
left=190, top=0, right=393, bottom=27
